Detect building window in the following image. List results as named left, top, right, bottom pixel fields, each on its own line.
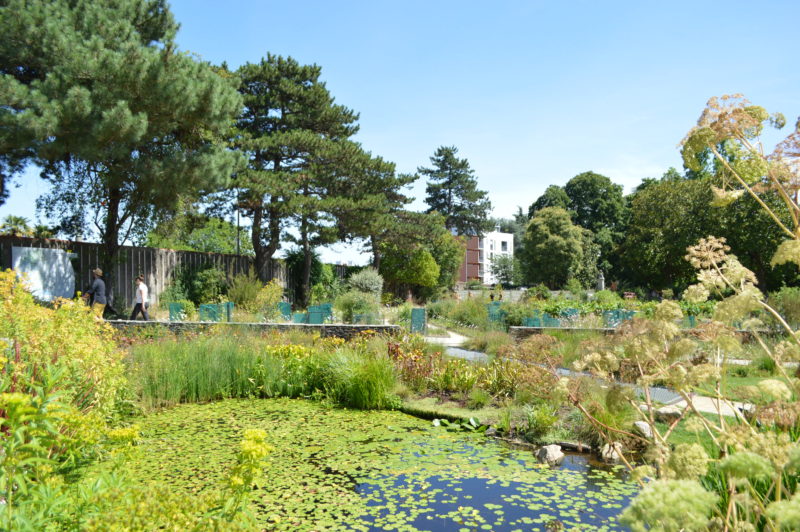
left=490, top=241, right=494, bottom=251
left=489, top=252, right=494, bottom=260
left=478, top=239, right=484, bottom=249
left=501, top=241, right=508, bottom=252
left=478, top=251, right=484, bottom=262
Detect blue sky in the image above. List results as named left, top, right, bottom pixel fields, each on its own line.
left=3, top=0, right=799, bottom=263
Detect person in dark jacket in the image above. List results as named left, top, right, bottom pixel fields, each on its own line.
left=82, top=268, right=107, bottom=317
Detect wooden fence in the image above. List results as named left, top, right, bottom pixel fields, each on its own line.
left=0, top=236, right=286, bottom=310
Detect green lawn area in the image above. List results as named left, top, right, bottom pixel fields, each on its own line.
left=693, top=369, right=791, bottom=403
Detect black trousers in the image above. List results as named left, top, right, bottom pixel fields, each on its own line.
left=130, top=302, right=149, bottom=321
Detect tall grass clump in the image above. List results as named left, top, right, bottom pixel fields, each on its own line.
left=128, top=332, right=397, bottom=410
left=324, top=348, right=397, bottom=409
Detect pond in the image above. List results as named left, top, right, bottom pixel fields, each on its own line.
left=106, top=399, right=636, bottom=531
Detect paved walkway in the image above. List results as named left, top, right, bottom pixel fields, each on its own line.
left=424, top=324, right=469, bottom=347
left=426, top=325, right=752, bottom=417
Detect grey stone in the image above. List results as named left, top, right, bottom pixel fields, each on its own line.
left=484, top=427, right=498, bottom=437
left=633, top=421, right=653, bottom=440
left=536, top=444, right=565, bottom=465
left=654, top=405, right=682, bottom=423
left=600, top=442, right=624, bottom=463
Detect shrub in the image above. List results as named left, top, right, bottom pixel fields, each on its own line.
left=335, top=290, right=380, bottom=323
left=325, top=348, right=397, bottom=410
left=526, top=283, right=551, bottom=300
left=348, top=268, right=384, bottom=296
left=564, top=277, right=585, bottom=298
left=465, top=279, right=483, bottom=290
left=227, top=271, right=263, bottom=312
left=191, top=266, right=227, bottom=304
left=593, top=289, right=622, bottom=308
left=0, top=271, right=125, bottom=418
left=254, top=279, right=283, bottom=320
left=522, top=403, right=558, bottom=443
left=309, top=264, right=343, bottom=305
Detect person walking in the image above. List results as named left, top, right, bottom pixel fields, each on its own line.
left=130, top=275, right=150, bottom=321
left=82, top=268, right=107, bottom=317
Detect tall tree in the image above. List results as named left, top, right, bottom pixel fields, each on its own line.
left=3, top=0, right=242, bottom=304
left=564, top=172, right=627, bottom=275
left=236, top=55, right=403, bottom=306
left=421, top=146, right=492, bottom=236
left=620, top=177, right=797, bottom=291
left=519, top=207, right=589, bottom=289
left=527, top=185, right=571, bottom=218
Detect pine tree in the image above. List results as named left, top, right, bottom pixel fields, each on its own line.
left=420, top=146, right=492, bottom=236
left=2, top=0, right=243, bottom=304
left=236, top=55, right=410, bottom=305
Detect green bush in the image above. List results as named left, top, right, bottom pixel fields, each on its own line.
left=335, top=290, right=380, bottom=323
left=593, top=289, right=622, bottom=308
left=227, top=271, right=262, bottom=312
left=191, top=266, right=227, bottom=304
left=525, top=283, right=551, bottom=301
left=522, top=403, right=558, bottom=443
left=348, top=268, right=384, bottom=296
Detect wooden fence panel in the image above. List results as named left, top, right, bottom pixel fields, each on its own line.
left=0, top=236, right=284, bottom=310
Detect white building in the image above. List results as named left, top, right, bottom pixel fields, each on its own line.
left=477, top=230, right=514, bottom=285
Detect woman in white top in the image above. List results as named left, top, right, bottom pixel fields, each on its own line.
left=130, top=275, right=150, bottom=321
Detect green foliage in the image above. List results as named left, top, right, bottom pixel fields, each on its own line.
left=461, top=331, right=514, bottom=356
left=489, top=254, right=522, bottom=287
left=8, top=0, right=243, bottom=266
left=325, top=348, right=398, bottom=410
left=226, top=271, right=263, bottom=312
left=334, top=290, right=380, bottom=324
left=0, top=215, right=32, bottom=237
left=129, top=334, right=398, bottom=410
left=528, top=185, right=571, bottom=219
left=309, top=264, right=343, bottom=305
left=564, top=277, right=585, bottom=297
left=522, top=403, right=558, bottom=443
left=147, top=209, right=254, bottom=256
left=421, top=145, right=492, bottom=236
left=467, top=388, right=492, bottom=410
left=619, top=479, right=717, bottom=532
left=769, top=286, right=800, bottom=326
left=348, top=268, right=384, bottom=296
left=594, top=289, right=622, bottom=307
left=526, top=283, right=551, bottom=300
left=191, top=266, right=227, bottom=304
left=520, top=207, right=588, bottom=289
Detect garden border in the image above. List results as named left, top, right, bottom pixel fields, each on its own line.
left=108, top=320, right=401, bottom=340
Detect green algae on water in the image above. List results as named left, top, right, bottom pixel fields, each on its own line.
left=94, top=399, right=636, bottom=530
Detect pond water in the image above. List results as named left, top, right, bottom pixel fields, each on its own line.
left=111, top=398, right=636, bottom=531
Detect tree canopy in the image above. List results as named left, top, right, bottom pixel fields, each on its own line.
left=421, top=146, right=492, bottom=237
left=3, top=0, right=243, bottom=302
left=528, top=185, right=571, bottom=218
left=520, top=207, right=588, bottom=289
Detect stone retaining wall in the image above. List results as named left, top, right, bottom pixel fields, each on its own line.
left=108, top=320, right=402, bottom=340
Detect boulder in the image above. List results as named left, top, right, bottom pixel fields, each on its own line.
left=654, top=405, right=682, bottom=423
left=633, top=421, right=653, bottom=440
left=600, top=442, right=624, bottom=463
left=536, top=444, right=565, bottom=465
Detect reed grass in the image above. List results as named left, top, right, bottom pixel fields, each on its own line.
left=127, top=333, right=398, bottom=410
